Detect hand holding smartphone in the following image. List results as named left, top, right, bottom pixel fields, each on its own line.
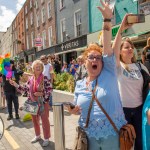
left=127, top=14, right=145, bottom=24
left=63, top=102, right=75, bottom=109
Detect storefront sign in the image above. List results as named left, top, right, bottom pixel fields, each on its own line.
left=35, top=38, right=42, bottom=47
left=55, top=35, right=87, bottom=53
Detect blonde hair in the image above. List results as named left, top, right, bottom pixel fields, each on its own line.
left=82, top=43, right=103, bottom=59
left=120, top=38, right=136, bottom=72
left=31, top=60, right=44, bottom=73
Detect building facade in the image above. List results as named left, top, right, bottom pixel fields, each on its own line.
left=55, top=0, right=88, bottom=64
left=34, top=0, right=56, bottom=58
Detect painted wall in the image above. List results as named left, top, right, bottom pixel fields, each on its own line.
left=89, top=0, right=138, bottom=33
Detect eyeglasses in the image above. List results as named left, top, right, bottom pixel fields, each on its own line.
left=87, top=55, right=102, bottom=61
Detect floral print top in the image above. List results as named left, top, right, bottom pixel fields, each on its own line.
left=18, top=76, right=52, bottom=103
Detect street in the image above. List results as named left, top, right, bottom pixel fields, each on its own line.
left=0, top=96, right=79, bottom=150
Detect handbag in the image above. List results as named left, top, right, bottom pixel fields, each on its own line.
left=93, top=92, right=136, bottom=150
left=23, top=100, right=39, bottom=115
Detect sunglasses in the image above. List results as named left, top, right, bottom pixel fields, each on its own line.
left=87, top=55, right=102, bottom=61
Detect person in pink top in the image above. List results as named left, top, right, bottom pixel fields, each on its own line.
left=9, top=60, right=52, bottom=147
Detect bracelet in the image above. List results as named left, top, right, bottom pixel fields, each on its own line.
left=103, top=18, right=111, bottom=22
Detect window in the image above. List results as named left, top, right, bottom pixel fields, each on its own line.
left=25, top=6, right=28, bottom=14
left=74, top=10, right=82, bottom=37
left=47, top=2, right=52, bottom=19
left=26, top=35, right=29, bottom=49
left=60, top=0, right=64, bottom=9
left=36, top=14, right=40, bottom=27
left=26, top=18, right=28, bottom=29
left=48, top=26, right=53, bottom=46
left=42, top=30, right=46, bottom=49
left=35, top=0, right=38, bottom=9
left=60, top=19, right=66, bottom=42
left=41, top=7, right=46, bottom=23
left=30, top=12, right=33, bottom=25
left=30, top=0, right=32, bottom=8
left=31, top=32, right=34, bottom=47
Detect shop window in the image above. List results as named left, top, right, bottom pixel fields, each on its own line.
left=74, top=10, right=82, bottom=37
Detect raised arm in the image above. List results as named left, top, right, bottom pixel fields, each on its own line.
left=112, top=14, right=133, bottom=66
left=97, top=0, right=113, bottom=56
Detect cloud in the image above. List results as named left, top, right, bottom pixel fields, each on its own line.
left=0, top=6, right=16, bottom=32
left=16, top=0, right=26, bottom=12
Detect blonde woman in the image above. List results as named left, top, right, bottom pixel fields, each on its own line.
left=10, top=60, right=52, bottom=147
left=113, top=14, right=150, bottom=150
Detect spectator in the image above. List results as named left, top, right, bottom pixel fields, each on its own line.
left=67, top=2, right=126, bottom=149
left=74, top=55, right=87, bottom=82
left=10, top=60, right=52, bottom=147
left=142, top=37, right=150, bottom=72
left=40, top=55, right=54, bottom=109
left=61, top=62, right=69, bottom=73
left=113, top=14, right=150, bottom=150
left=54, top=57, right=61, bottom=74
left=69, top=60, right=79, bottom=76
left=2, top=60, right=23, bottom=120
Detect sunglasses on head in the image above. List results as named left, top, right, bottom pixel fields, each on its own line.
left=87, top=55, right=102, bottom=61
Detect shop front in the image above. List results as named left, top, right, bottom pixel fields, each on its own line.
left=36, top=46, right=55, bottom=59
left=55, top=34, right=87, bottom=65
left=25, top=47, right=36, bottom=63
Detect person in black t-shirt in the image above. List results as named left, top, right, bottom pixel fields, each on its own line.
left=2, top=60, right=23, bottom=120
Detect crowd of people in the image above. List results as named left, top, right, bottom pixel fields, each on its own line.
left=0, top=0, right=150, bottom=149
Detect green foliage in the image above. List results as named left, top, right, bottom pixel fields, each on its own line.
left=53, top=72, right=75, bottom=93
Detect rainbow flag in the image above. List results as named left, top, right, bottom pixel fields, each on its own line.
left=0, top=53, right=14, bottom=79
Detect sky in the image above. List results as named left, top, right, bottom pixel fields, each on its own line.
left=0, top=0, right=26, bottom=32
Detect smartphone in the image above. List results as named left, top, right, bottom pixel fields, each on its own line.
left=63, top=102, right=75, bottom=109
left=127, top=14, right=145, bottom=24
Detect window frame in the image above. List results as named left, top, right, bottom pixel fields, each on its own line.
left=48, top=26, right=53, bottom=46
left=60, top=18, right=66, bottom=42
left=74, top=9, right=82, bottom=37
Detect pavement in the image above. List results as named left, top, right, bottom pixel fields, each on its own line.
left=0, top=96, right=79, bottom=150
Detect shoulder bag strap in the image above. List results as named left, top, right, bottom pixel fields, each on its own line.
left=84, top=79, right=98, bottom=128
left=93, top=94, right=119, bottom=134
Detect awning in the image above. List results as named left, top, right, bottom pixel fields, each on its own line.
left=126, top=31, right=150, bottom=42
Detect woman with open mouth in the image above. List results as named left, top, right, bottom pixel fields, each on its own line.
left=67, top=0, right=126, bottom=150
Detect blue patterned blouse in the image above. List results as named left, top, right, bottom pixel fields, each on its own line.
left=74, top=54, right=126, bottom=140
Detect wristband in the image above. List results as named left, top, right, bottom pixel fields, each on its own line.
left=103, top=18, right=111, bottom=22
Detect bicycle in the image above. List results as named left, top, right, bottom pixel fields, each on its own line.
left=0, top=115, right=4, bottom=139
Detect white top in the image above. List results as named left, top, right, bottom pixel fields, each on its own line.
left=43, top=63, right=53, bottom=80
left=117, top=62, right=144, bottom=108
